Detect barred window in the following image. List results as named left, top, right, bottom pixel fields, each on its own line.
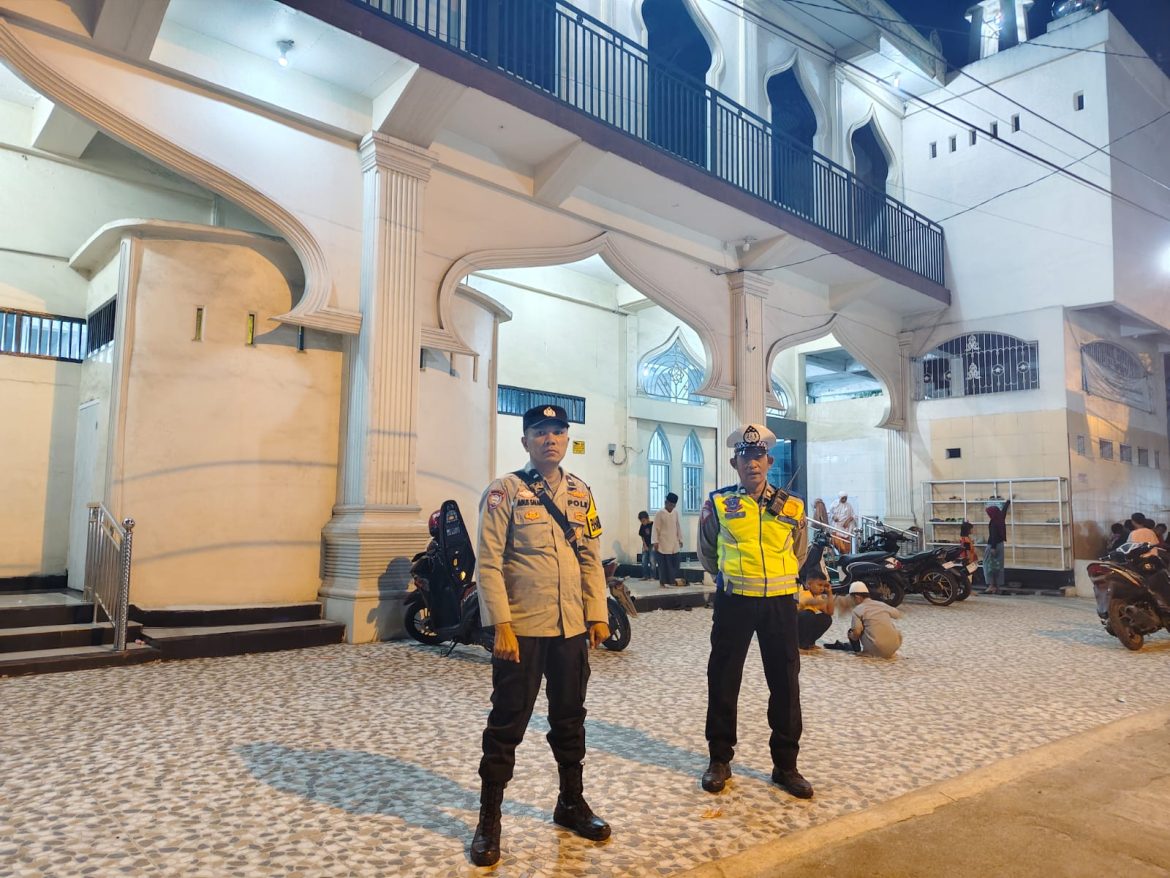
left=0, top=308, right=87, bottom=363
left=1138, top=448, right=1149, bottom=467
left=1099, top=439, right=1114, bottom=461
left=915, top=332, right=1039, bottom=400
left=1081, top=340, right=1151, bottom=411
left=682, top=431, right=704, bottom=513
left=86, top=298, right=116, bottom=358
left=497, top=385, right=585, bottom=423
left=648, top=427, right=671, bottom=512
left=640, top=329, right=705, bottom=405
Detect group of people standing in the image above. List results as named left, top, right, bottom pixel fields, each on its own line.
left=469, top=411, right=817, bottom=866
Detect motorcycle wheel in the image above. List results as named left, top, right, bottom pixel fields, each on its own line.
left=1107, top=598, right=1144, bottom=651
left=920, top=570, right=958, bottom=606
left=603, top=596, right=632, bottom=651
left=863, top=573, right=905, bottom=608
left=954, top=573, right=973, bottom=601
left=403, top=594, right=443, bottom=645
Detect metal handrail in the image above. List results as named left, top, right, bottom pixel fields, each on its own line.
left=344, top=0, right=945, bottom=284
left=83, top=503, right=135, bottom=652
left=859, top=515, right=923, bottom=550
left=808, top=518, right=858, bottom=553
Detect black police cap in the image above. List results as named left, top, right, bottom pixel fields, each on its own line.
left=522, top=404, right=570, bottom=431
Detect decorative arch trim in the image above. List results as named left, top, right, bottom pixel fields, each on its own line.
left=630, top=0, right=725, bottom=88
left=0, top=19, right=358, bottom=334
left=845, top=107, right=900, bottom=191
left=763, top=53, right=830, bottom=156
left=432, top=232, right=732, bottom=398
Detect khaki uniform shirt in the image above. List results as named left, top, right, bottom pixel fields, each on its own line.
left=476, top=465, right=608, bottom=637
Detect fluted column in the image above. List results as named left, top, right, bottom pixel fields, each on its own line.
left=320, top=133, right=436, bottom=643
left=885, top=332, right=916, bottom=530
left=729, top=271, right=771, bottom=426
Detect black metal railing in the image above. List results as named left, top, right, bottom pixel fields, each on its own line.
left=346, top=0, right=945, bottom=284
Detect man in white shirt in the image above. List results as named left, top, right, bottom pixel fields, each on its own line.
left=826, top=583, right=903, bottom=658
left=653, top=493, right=684, bottom=587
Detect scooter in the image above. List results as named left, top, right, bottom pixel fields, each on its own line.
left=939, top=544, right=977, bottom=601
left=808, top=528, right=906, bottom=607
left=1088, top=542, right=1170, bottom=651
left=403, top=500, right=493, bottom=652
left=601, top=558, right=637, bottom=652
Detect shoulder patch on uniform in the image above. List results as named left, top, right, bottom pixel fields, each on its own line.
left=487, top=489, right=505, bottom=510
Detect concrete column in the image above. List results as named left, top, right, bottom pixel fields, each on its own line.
left=729, top=271, right=771, bottom=426
left=320, top=132, right=437, bottom=643
left=885, top=332, right=916, bottom=530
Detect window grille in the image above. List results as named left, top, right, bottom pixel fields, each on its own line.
left=915, top=332, right=1039, bottom=400
left=86, top=298, right=117, bottom=357
left=1138, top=448, right=1149, bottom=467
left=497, top=385, right=585, bottom=423
left=1076, top=435, right=1086, bottom=456
left=1120, top=444, right=1133, bottom=463
left=0, top=307, right=87, bottom=363
left=648, top=427, right=671, bottom=512
left=1099, top=439, right=1114, bottom=461
left=682, top=431, right=704, bottom=513
left=1080, top=340, right=1152, bottom=411
left=640, top=333, right=705, bottom=405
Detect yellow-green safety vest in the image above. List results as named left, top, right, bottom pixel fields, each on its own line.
left=711, top=488, right=804, bottom=597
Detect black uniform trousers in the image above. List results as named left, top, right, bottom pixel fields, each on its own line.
left=479, top=633, right=590, bottom=784
left=706, top=590, right=802, bottom=770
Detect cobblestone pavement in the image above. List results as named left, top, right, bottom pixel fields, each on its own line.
left=2, top=596, right=1168, bottom=877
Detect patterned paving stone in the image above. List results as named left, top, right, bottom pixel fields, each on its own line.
left=1, top=596, right=1167, bottom=876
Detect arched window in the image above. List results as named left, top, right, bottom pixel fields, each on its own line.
left=643, top=0, right=712, bottom=165
left=851, top=120, right=890, bottom=253
left=767, top=67, right=817, bottom=215
left=1081, top=341, right=1152, bottom=411
left=648, top=427, right=671, bottom=511
left=640, top=328, right=705, bottom=404
left=682, top=431, right=704, bottom=512
left=915, top=332, right=1039, bottom=400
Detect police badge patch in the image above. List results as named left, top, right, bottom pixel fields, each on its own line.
left=487, top=490, right=504, bottom=510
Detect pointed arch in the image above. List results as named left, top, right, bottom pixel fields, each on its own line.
left=631, top=0, right=725, bottom=86
left=764, top=53, right=827, bottom=153
left=432, top=232, right=730, bottom=398
left=682, top=430, right=704, bottom=512
left=846, top=108, right=899, bottom=190
left=648, top=426, right=672, bottom=511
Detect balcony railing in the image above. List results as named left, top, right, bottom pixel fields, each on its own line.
left=349, top=0, right=944, bottom=285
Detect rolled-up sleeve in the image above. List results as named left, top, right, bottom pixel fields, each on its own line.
left=476, top=480, right=513, bottom=627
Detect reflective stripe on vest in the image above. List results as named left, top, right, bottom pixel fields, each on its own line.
left=712, top=489, right=803, bottom=597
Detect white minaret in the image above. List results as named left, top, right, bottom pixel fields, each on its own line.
left=965, top=0, right=1033, bottom=61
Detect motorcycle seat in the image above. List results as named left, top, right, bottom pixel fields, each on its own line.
left=899, top=550, right=940, bottom=564
left=838, top=551, right=890, bottom=567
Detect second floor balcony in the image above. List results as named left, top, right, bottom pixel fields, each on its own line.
left=283, top=0, right=945, bottom=288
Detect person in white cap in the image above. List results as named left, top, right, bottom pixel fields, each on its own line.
left=825, top=583, right=904, bottom=658
left=828, top=491, right=856, bottom=533
left=697, top=423, right=813, bottom=800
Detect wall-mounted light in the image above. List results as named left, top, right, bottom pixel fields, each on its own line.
left=277, top=39, right=295, bottom=68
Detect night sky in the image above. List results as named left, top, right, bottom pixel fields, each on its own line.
left=882, top=0, right=1170, bottom=75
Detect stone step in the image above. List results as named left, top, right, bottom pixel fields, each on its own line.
left=0, top=642, right=160, bottom=677
left=0, top=600, right=101, bottom=630
left=142, top=619, right=346, bottom=660
left=130, top=602, right=325, bottom=627
left=0, top=620, right=144, bottom=654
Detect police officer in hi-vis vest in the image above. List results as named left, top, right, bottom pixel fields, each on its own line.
left=698, top=423, right=814, bottom=800
left=470, top=404, right=611, bottom=867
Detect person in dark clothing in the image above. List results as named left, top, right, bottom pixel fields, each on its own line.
left=637, top=511, right=656, bottom=580
left=1105, top=522, right=1127, bottom=553
left=984, top=500, right=1010, bottom=594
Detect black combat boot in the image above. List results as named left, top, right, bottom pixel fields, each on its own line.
left=553, top=763, right=611, bottom=841
left=470, top=781, right=505, bottom=867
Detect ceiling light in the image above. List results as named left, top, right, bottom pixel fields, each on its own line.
left=277, top=39, right=295, bottom=68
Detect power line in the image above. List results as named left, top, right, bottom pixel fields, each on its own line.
left=709, top=0, right=1170, bottom=227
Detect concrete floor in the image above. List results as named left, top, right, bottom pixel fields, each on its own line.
left=1, top=594, right=1168, bottom=876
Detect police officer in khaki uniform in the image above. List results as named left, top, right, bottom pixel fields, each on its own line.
left=698, top=424, right=814, bottom=800
left=470, top=404, right=611, bottom=867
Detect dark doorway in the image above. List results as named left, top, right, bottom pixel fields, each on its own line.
left=466, top=0, right=557, bottom=92
left=643, top=0, right=712, bottom=166
left=850, top=121, right=889, bottom=252
left=767, top=68, right=817, bottom=216
left=767, top=416, right=807, bottom=500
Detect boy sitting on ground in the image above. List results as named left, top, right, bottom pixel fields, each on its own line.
left=825, top=582, right=903, bottom=658
left=797, top=578, right=834, bottom=649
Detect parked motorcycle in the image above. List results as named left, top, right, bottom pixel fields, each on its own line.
left=808, top=528, right=906, bottom=607
left=939, top=544, right=977, bottom=601
left=1088, top=542, right=1170, bottom=651
left=861, top=530, right=960, bottom=606
left=601, top=558, right=637, bottom=652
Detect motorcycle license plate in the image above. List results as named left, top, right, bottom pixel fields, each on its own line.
left=942, top=561, right=956, bottom=569
left=966, top=562, right=978, bottom=573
